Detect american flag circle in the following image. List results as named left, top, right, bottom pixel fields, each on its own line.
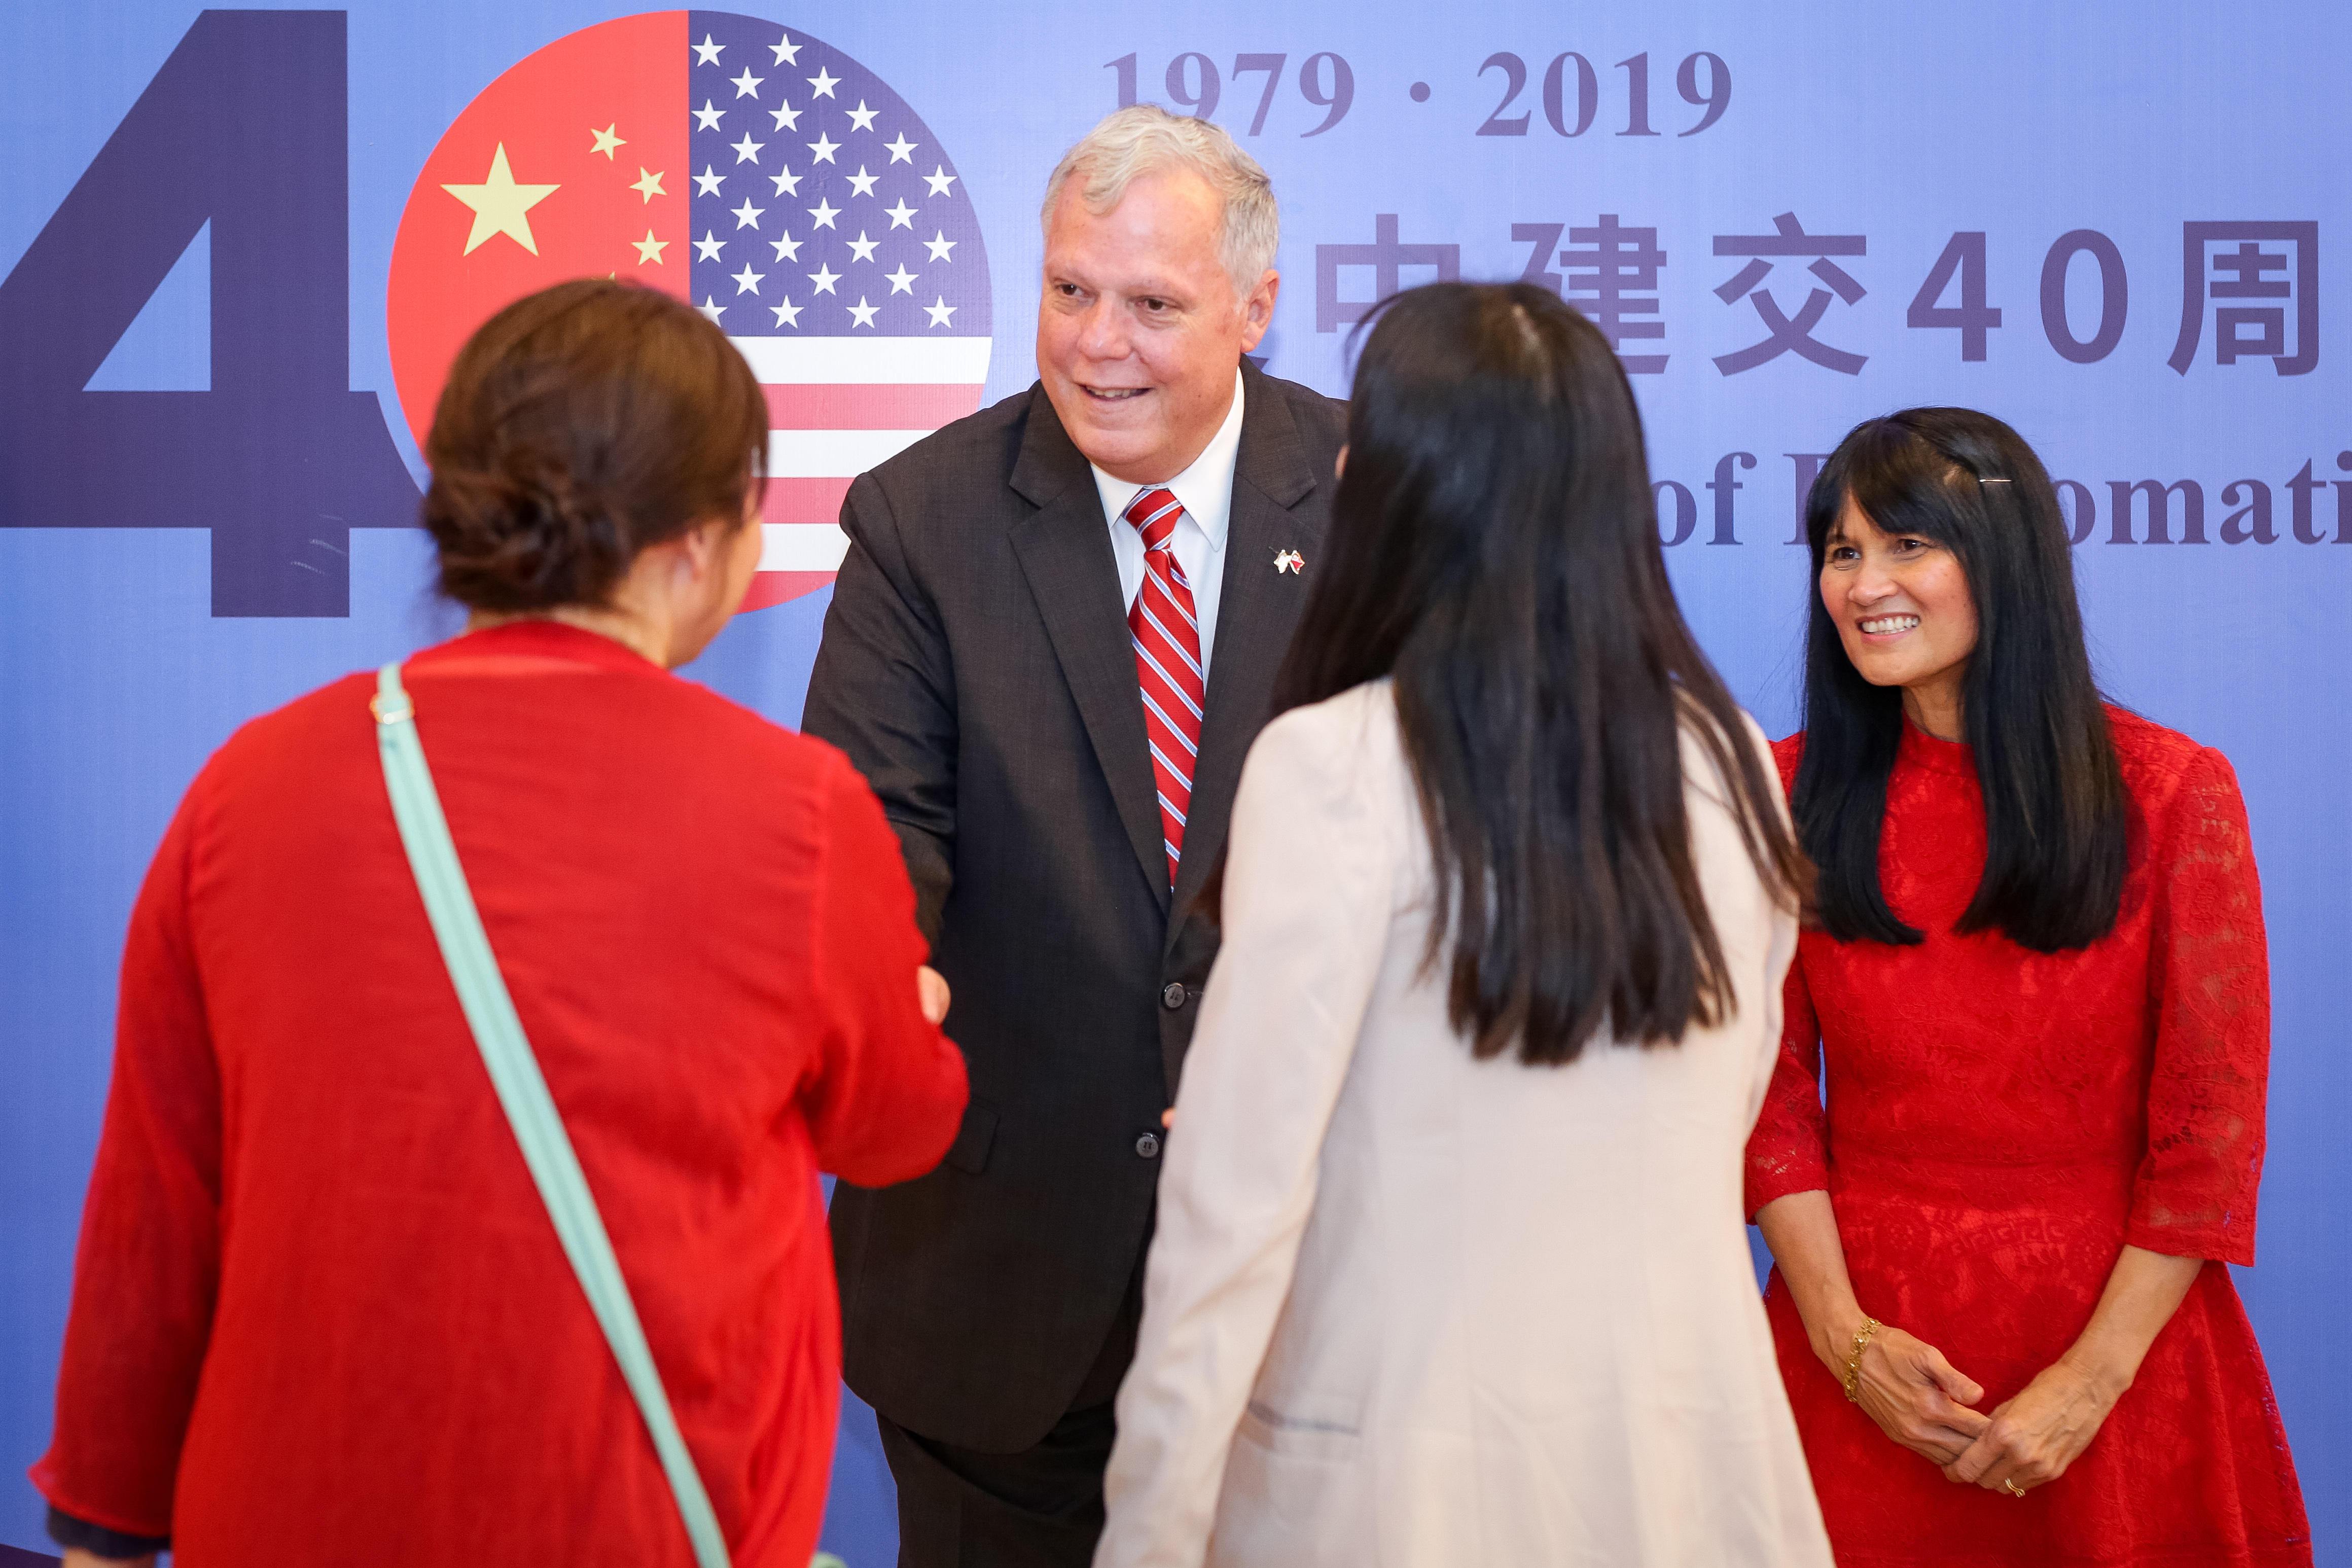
left=386, top=11, right=993, bottom=611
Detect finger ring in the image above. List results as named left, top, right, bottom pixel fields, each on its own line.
left=2002, top=1479, right=2026, bottom=1499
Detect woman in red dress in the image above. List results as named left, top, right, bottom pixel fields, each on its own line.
left=1745, top=407, right=2311, bottom=1566
left=32, top=280, right=969, bottom=1567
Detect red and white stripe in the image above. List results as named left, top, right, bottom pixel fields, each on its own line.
left=1125, top=487, right=1205, bottom=886
left=732, top=337, right=992, bottom=612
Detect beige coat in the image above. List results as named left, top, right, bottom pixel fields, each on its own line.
left=1095, top=681, right=1833, bottom=1568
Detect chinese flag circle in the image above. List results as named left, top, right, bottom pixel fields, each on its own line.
left=387, top=11, right=993, bottom=609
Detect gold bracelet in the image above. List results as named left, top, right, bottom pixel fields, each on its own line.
left=1841, top=1316, right=1883, bottom=1402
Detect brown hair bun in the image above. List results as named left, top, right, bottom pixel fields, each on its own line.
left=421, top=279, right=766, bottom=612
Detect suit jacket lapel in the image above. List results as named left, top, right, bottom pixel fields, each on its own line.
left=1171, top=367, right=1329, bottom=916
left=1007, top=388, right=1170, bottom=911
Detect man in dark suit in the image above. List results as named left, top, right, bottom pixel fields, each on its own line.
left=801, top=105, right=1346, bottom=1565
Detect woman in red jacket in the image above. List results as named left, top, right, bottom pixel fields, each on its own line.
left=34, top=279, right=969, bottom=1567
left=1746, top=407, right=2308, bottom=1565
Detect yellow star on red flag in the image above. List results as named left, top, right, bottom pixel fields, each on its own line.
left=441, top=144, right=558, bottom=256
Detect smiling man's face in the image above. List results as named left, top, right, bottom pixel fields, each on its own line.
left=1036, top=167, right=1276, bottom=486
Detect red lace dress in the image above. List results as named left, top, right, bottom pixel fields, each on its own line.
left=1745, top=710, right=2311, bottom=1567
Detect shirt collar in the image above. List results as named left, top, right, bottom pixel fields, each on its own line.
left=1090, top=367, right=1246, bottom=547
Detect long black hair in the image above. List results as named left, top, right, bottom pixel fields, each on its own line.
left=1272, top=281, right=1809, bottom=1063
left=1793, top=408, right=2126, bottom=951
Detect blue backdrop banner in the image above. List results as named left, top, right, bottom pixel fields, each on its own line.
left=2, top=3, right=2344, bottom=1562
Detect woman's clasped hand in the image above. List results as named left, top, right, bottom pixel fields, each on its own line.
left=1833, top=1320, right=1988, bottom=1468
left=1939, top=1359, right=2112, bottom=1495
left=1835, top=1320, right=2126, bottom=1494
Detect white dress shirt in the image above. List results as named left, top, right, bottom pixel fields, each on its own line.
left=1091, top=368, right=1245, bottom=676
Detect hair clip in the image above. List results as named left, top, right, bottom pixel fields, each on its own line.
left=1979, top=477, right=2012, bottom=485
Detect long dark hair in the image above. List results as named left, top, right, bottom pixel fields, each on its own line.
left=1793, top=408, right=2125, bottom=950
left=1273, top=281, right=1809, bottom=1063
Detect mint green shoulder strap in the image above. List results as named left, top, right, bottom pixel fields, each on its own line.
left=372, top=663, right=730, bottom=1568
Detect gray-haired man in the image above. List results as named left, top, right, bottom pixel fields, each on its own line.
left=803, top=106, right=1346, bottom=1562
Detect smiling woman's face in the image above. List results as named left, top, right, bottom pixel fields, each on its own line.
left=1821, top=492, right=1979, bottom=727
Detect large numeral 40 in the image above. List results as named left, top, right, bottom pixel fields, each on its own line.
left=0, top=11, right=416, bottom=617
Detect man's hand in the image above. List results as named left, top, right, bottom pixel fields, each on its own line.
left=917, top=965, right=950, bottom=1025
left=63, top=1550, right=156, bottom=1568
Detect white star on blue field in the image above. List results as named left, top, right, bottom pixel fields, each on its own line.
left=685, top=14, right=989, bottom=338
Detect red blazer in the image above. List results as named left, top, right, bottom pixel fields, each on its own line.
left=33, top=620, right=968, bottom=1567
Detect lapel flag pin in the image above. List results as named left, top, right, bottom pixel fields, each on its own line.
left=1273, top=549, right=1304, bottom=575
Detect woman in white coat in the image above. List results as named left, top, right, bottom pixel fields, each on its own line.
left=1094, top=282, right=1834, bottom=1568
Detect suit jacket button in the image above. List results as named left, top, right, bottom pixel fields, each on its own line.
left=1135, top=1132, right=1162, bottom=1159
left=1161, top=983, right=1187, bottom=1010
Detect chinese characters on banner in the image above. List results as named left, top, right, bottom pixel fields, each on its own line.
left=1315, top=212, right=2319, bottom=379
left=1313, top=213, right=2338, bottom=550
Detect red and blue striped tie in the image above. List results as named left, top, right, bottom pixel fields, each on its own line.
left=1124, top=487, right=1205, bottom=887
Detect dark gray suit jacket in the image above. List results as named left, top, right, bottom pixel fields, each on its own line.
left=803, top=360, right=1346, bottom=1451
